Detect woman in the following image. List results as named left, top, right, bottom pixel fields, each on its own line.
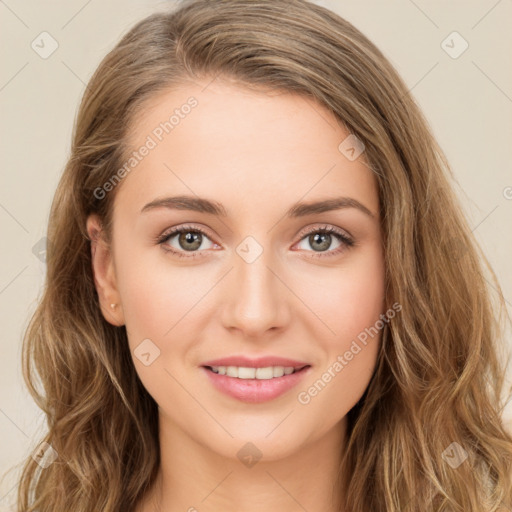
left=15, top=0, right=512, bottom=510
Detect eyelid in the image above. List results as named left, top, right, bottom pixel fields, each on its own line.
left=296, top=223, right=354, bottom=243
left=156, top=223, right=216, bottom=243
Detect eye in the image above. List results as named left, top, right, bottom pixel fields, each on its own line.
left=156, top=224, right=218, bottom=258
left=155, top=223, right=354, bottom=259
left=294, top=225, right=354, bottom=257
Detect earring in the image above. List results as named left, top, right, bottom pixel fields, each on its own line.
left=110, top=303, right=117, bottom=309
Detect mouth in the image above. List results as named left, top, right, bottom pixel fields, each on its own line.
left=201, top=364, right=312, bottom=403
left=203, top=364, right=310, bottom=379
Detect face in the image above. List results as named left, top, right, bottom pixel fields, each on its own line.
left=88, top=77, right=385, bottom=461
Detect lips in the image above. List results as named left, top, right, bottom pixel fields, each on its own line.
left=200, top=355, right=312, bottom=403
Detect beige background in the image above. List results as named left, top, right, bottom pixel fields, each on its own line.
left=1, top=0, right=511, bottom=508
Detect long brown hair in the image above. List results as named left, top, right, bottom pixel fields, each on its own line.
left=13, top=0, right=512, bottom=510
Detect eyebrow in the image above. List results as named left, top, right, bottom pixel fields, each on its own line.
left=140, top=195, right=375, bottom=218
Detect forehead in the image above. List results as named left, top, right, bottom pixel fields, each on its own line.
left=116, top=78, right=378, bottom=219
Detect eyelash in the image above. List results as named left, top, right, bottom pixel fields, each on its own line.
left=155, top=224, right=355, bottom=259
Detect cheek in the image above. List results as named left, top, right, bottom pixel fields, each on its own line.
left=115, top=247, right=212, bottom=337
left=296, top=263, right=385, bottom=421
left=114, top=250, right=205, bottom=397
left=293, top=246, right=385, bottom=410
left=297, top=246, right=385, bottom=347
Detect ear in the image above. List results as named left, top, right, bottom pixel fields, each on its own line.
left=86, top=214, right=125, bottom=327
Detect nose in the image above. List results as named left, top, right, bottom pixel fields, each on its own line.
left=220, top=249, right=291, bottom=338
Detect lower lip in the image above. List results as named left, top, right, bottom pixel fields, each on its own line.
left=201, top=366, right=311, bottom=403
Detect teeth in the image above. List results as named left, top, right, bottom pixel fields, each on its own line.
left=238, top=367, right=256, bottom=379
left=273, top=366, right=284, bottom=378
left=226, top=366, right=238, bottom=377
left=256, top=367, right=273, bottom=379
left=209, top=365, right=300, bottom=380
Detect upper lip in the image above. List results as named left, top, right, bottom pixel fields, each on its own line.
left=201, top=356, right=310, bottom=370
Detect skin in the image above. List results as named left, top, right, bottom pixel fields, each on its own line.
left=87, top=77, right=385, bottom=512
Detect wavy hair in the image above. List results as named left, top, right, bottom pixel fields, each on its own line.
left=13, top=0, right=512, bottom=510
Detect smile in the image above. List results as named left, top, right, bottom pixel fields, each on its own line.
left=201, top=364, right=311, bottom=403
left=207, top=365, right=307, bottom=379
